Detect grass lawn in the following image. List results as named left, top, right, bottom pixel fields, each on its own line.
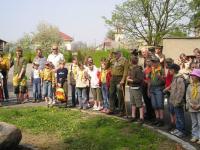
left=0, top=107, right=181, bottom=150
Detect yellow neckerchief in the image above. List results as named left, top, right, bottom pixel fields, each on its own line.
left=191, top=82, right=199, bottom=99
left=151, top=65, right=162, bottom=81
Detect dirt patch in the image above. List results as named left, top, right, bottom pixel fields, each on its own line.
left=21, top=131, right=67, bottom=150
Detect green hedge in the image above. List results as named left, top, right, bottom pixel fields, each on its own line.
left=16, top=49, right=130, bottom=66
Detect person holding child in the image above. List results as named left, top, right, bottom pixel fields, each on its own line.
left=186, top=69, right=200, bottom=144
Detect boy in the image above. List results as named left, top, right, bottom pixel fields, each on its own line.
left=31, top=62, right=42, bottom=102
left=56, top=60, right=68, bottom=103
left=127, top=55, right=144, bottom=123
left=148, top=56, right=165, bottom=127
left=169, top=64, right=186, bottom=137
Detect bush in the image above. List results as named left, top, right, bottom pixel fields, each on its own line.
left=23, top=50, right=36, bottom=63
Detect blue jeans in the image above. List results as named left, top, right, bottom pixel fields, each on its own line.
left=150, top=86, right=164, bottom=109
left=101, top=83, right=109, bottom=109
left=33, top=78, right=41, bottom=100
left=76, top=87, right=87, bottom=108
left=43, top=81, right=53, bottom=98
left=174, top=106, right=185, bottom=133
left=190, top=112, right=200, bottom=139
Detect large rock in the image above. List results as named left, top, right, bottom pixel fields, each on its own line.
left=0, top=122, right=22, bottom=150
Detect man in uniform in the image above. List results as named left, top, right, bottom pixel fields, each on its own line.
left=107, top=50, right=128, bottom=116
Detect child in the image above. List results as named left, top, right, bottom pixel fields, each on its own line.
left=143, top=57, right=155, bottom=121
left=0, top=71, right=4, bottom=106
left=87, top=63, right=102, bottom=111
left=148, top=56, right=165, bottom=127
left=31, top=62, right=42, bottom=102
left=127, top=55, right=144, bottom=123
left=169, top=64, right=186, bottom=138
left=76, top=62, right=88, bottom=109
left=186, top=69, right=200, bottom=144
left=56, top=60, right=68, bottom=104
left=99, top=58, right=111, bottom=113
left=40, top=62, right=55, bottom=106
left=163, top=58, right=175, bottom=131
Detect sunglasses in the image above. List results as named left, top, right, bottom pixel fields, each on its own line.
left=52, top=49, right=58, bottom=50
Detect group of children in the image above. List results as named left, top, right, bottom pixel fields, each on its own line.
left=9, top=48, right=200, bottom=144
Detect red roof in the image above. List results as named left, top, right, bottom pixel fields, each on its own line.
left=59, top=32, right=73, bottom=41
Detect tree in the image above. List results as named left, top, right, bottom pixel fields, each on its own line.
left=104, top=0, right=191, bottom=46
left=106, top=30, right=115, bottom=40
left=16, top=33, right=33, bottom=51
left=166, top=27, right=187, bottom=37
left=32, top=22, right=63, bottom=52
left=71, top=41, right=87, bottom=51
left=190, top=0, right=200, bottom=34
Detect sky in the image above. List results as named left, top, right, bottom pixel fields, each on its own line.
left=0, top=0, right=125, bottom=45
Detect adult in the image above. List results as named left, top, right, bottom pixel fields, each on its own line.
left=33, top=48, right=47, bottom=70
left=47, top=44, right=64, bottom=71
left=138, top=47, right=149, bottom=69
left=0, top=51, right=10, bottom=100
left=155, top=46, right=165, bottom=68
left=107, top=50, right=128, bottom=116
left=177, top=53, right=191, bottom=80
left=13, top=47, right=27, bottom=103
left=69, top=56, right=79, bottom=107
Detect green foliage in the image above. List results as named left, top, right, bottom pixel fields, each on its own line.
left=190, top=0, right=200, bottom=28
left=167, top=27, right=187, bottom=37
left=16, top=33, right=33, bottom=51
left=104, top=0, right=191, bottom=45
left=23, top=50, right=36, bottom=63
left=0, top=107, right=175, bottom=150
left=32, top=23, right=63, bottom=52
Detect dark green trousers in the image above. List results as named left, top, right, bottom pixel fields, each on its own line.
left=109, top=76, right=125, bottom=113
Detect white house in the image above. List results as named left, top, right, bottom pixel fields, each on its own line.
left=59, top=32, right=73, bottom=50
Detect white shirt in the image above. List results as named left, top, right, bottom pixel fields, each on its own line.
left=87, top=67, right=100, bottom=88
left=47, top=53, right=64, bottom=69
left=33, top=69, right=40, bottom=79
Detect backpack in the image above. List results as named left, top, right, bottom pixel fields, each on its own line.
left=55, top=88, right=66, bottom=102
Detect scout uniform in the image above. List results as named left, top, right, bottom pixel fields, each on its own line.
left=107, top=51, right=128, bottom=114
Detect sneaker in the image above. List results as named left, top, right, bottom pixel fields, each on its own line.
left=93, top=105, right=98, bottom=111
left=190, top=137, right=198, bottom=143
left=151, top=119, right=159, bottom=126
left=156, top=120, right=164, bottom=127
left=174, top=131, right=185, bottom=138
left=138, top=119, right=144, bottom=125
left=129, top=118, right=137, bottom=122
left=196, top=139, right=200, bottom=144
left=170, top=129, right=179, bottom=135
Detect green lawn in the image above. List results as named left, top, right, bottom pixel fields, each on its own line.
left=0, top=107, right=179, bottom=150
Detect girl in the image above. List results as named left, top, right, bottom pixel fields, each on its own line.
left=40, top=62, right=55, bottom=106
left=186, top=69, right=200, bottom=144
left=87, top=63, right=102, bottom=111
left=76, top=62, right=88, bottom=109
left=100, top=58, right=111, bottom=113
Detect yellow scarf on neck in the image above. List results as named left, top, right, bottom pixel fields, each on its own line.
left=192, top=82, right=199, bottom=99
left=151, top=65, right=162, bottom=81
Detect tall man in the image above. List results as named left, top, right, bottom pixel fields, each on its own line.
left=107, top=50, right=128, bottom=116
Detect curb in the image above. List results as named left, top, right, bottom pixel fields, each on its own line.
left=143, top=124, right=197, bottom=150
left=77, top=109, right=197, bottom=150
